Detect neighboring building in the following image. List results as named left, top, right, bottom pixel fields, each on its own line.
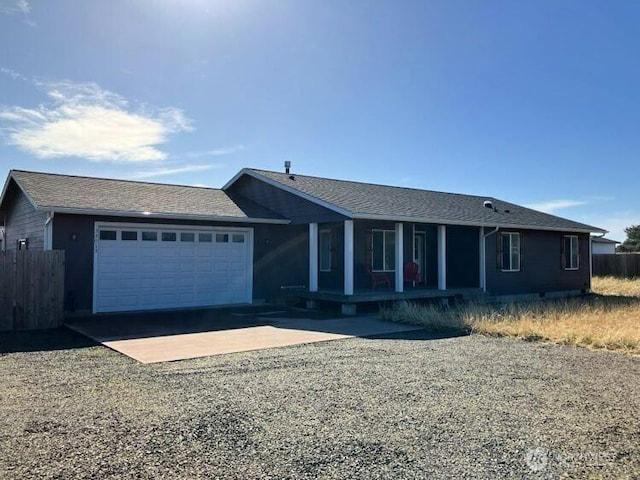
left=0, top=168, right=606, bottom=315
left=591, top=236, right=620, bottom=255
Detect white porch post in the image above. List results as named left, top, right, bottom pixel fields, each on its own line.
left=588, top=234, right=593, bottom=290
left=309, top=223, right=318, bottom=292
left=479, top=226, right=486, bottom=292
left=395, top=222, right=403, bottom=292
left=344, top=220, right=354, bottom=295
left=437, top=225, right=447, bottom=290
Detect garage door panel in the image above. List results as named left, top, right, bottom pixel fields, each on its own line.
left=99, top=277, right=139, bottom=290
left=98, top=262, right=120, bottom=274
left=120, top=263, right=141, bottom=274
left=179, top=263, right=195, bottom=273
left=95, top=226, right=252, bottom=313
left=99, top=294, right=138, bottom=309
left=138, top=264, right=162, bottom=274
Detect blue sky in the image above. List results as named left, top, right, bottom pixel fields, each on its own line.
left=0, top=0, right=638, bottom=241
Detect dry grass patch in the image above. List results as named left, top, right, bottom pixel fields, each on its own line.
left=592, top=275, right=640, bottom=297
left=381, top=277, right=640, bottom=354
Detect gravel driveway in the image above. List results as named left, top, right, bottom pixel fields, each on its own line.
left=1, top=328, right=638, bottom=479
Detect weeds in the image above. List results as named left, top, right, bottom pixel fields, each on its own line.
left=381, top=277, right=640, bottom=354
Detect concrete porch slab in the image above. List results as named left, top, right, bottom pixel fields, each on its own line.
left=67, top=316, right=423, bottom=364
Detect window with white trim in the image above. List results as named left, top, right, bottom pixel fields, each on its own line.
left=500, top=232, right=520, bottom=272
left=372, top=230, right=395, bottom=272
left=319, top=229, right=332, bottom=272
left=563, top=235, right=579, bottom=270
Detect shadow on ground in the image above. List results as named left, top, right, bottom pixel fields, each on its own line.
left=2, top=306, right=467, bottom=357
left=64, top=305, right=350, bottom=342
left=0, top=328, right=97, bottom=354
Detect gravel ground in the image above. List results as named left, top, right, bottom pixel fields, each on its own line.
left=1, top=327, right=639, bottom=479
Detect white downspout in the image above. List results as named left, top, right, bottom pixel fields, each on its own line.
left=44, top=211, right=54, bottom=251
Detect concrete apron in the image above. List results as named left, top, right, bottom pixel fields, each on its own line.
left=67, top=316, right=423, bottom=364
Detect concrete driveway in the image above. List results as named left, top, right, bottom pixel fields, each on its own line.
left=66, top=309, right=422, bottom=363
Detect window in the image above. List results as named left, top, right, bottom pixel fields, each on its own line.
left=99, top=230, right=116, bottom=241
left=216, top=233, right=229, bottom=243
left=319, top=229, right=332, bottom=272
left=563, top=235, right=579, bottom=270
left=372, top=230, right=395, bottom=272
left=142, top=231, right=157, bottom=241
left=162, top=232, right=177, bottom=242
left=500, top=232, right=520, bottom=272
left=232, top=233, right=245, bottom=243
left=198, top=233, right=212, bottom=243
left=121, top=231, right=138, bottom=241
left=180, top=232, right=195, bottom=242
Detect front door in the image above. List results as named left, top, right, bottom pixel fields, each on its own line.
left=413, top=232, right=426, bottom=285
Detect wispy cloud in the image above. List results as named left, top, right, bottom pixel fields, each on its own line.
left=525, top=199, right=587, bottom=214
left=130, top=164, right=221, bottom=179
left=0, top=0, right=27, bottom=13
left=16, top=0, right=29, bottom=13
left=186, top=144, right=245, bottom=158
left=0, top=79, right=193, bottom=162
left=0, top=66, right=28, bottom=81
left=1, top=0, right=34, bottom=25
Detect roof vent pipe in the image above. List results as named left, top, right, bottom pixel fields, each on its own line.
left=483, top=200, right=493, bottom=209
left=284, top=161, right=291, bottom=174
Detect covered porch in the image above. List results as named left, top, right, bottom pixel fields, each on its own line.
left=307, top=219, right=492, bottom=314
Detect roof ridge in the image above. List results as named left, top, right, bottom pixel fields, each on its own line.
left=11, top=169, right=221, bottom=192
left=248, top=168, right=494, bottom=200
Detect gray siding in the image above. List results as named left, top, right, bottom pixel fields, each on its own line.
left=420, top=225, right=439, bottom=288
left=446, top=226, right=480, bottom=288
left=2, top=181, right=47, bottom=251
left=228, top=175, right=347, bottom=224
left=485, top=230, right=591, bottom=295
left=52, top=214, right=308, bottom=312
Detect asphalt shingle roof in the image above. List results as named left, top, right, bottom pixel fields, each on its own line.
left=248, top=169, right=605, bottom=233
left=591, top=237, right=620, bottom=244
left=7, top=170, right=285, bottom=221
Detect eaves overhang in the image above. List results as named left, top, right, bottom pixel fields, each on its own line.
left=37, top=206, right=291, bottom=224
left=352, top=213, right=607, bottom=234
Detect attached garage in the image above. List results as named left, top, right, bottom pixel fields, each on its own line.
left=93, top=223, right=253, bottom=313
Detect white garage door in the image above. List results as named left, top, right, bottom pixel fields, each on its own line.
left=94, top=224, right=252, bottom=313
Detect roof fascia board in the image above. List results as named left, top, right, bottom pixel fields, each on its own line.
left=223, top=169, right=353, bottom=218
left=352, top=213, right=606, bottom=234
left=0, top=172, right=39, bottom=211
left=222, top=168, right=250, bottom=190
left=39, top=206, right=290, bottom=224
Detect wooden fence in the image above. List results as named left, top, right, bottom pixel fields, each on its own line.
left=0, top=250, right=65, bottom=331
left=593, top=253, right=640, bottom=278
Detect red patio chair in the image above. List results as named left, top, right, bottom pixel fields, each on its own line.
left=403, top=261, right=421, bottom=286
